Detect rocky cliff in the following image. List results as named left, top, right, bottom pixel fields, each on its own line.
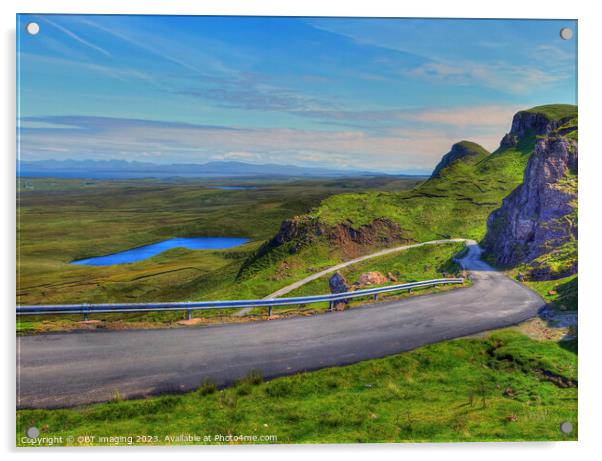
left=238, top=215, right=411, bottom=278
left=240, top=104, right=577, bottom=282
left=268, top=215, right=408, bottom=253
left=483, top=121, right=578, bottom=279
left=499, top=106, right=576, bottom=148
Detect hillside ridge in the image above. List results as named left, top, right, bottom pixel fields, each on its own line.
left=430, top=141, right=490, bottom=179
left=238, top=104, right=577, bottom=282
left=483, top=124, right=578, bottom=280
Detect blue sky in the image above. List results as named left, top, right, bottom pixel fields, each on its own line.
left=17, top=15, right=577, bottom=174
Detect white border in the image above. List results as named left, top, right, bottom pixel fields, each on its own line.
left=2, top=1, right=601, bottom=460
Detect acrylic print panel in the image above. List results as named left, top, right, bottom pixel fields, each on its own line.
left=16, top=15, right=577, bottom=446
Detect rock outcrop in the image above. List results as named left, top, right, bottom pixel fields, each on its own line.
left=483, top=134, right=578, bottom=278
left=267, top=215, right=409, bottom=258
left=499, top=108, right=576, bottom=149
left=274, top=216, right=405, bottom=246
left=357, top=271, right=389, bottom=286
left=431, top=141, right=490, bottom=178
left=239, top=214, right=410, bottom=279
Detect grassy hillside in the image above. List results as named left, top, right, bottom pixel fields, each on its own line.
left=237, top=241, right=467, bottom=318
left=285, top=241, right=464, bottom=299
left=17, top=331, right=577, bottom=445
left=311, top=132, right=536, bottom=242
left=240, top=109, right=544, bottom=284
left=241, top=105, right=577, bottom=280
left=525, top=104, right=577, bottom=120
left=17, top=235, right=466, bottom=334
left=18, top=104, right=578, bottom=331
left=17, top=176, right=422, bottom=306
left=430, top=140, right=491, bottom=178
left=526, top=275, right=577, bottom=312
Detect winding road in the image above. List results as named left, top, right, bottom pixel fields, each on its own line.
left=233, top=238, right=468, bottom=316
left=16, top=241, right=545, bottom=409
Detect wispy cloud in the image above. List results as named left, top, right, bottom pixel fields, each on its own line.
left=180, top=82, right=334, bottom=112
left=38, top=16, right=112, bottom=58
left=295, top=104, right=522, bottom=132
left=17, top=113, right=510, bottom=173
left=401, top=60, right=567, bottom=94
left=21, top=52, right=176, bottom=92
left=18, top=15, right=576, bottom=173
left=78, top=17, right=229, bottom=74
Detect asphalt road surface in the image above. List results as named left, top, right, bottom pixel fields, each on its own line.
left=17, top=241, right=545, bottom=409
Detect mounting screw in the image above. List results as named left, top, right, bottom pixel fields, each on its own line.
left=26, top=22, right=40, bottom=36
left=559, top=28, right=573, bottom=40
left=560, top=421, right=573, bottom=434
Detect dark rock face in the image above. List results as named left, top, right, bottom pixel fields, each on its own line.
left=483, top=135, right=578, bottom=276
left=499, top=110, right=574, bottom=149
left=500, top=133, right=518, bottom=148
left=239, top=215, right=411, bottom=279
left=270, top=216, right=409, bottom=258
left=431, top=142, right=488, bottom=178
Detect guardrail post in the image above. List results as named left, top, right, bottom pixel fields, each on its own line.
left=408, top=288, right=412, bottom=294
left=268, top=306, right=272, bottom=317
left=186, top=309, right=192, bottom=321
left=83, top=304, right=89, bottom=321
left=329, top=301, right=333, bottom=312
left=373, top=294, right=378, bottom=300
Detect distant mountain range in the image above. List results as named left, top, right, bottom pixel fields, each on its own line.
left=17, top=159, right=421, bottom=179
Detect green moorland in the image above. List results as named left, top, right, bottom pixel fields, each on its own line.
left=17, top=104, right=578, bottom=333
left=16, top=105, right=578, bottom=445
left=16, top=331, right=577, bottom=445
left=17, top=175, right=424, bottom=331
left=17, top=175, right=424, bottom=305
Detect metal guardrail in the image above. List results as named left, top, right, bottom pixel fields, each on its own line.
left=16, top=278, right=464, bottom=320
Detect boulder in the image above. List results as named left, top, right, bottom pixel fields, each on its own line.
left=329, top=272, right=351, bottom=310
left=329, top=271, right=350, bottom=294
left=357, top=271, right=389, bottom=286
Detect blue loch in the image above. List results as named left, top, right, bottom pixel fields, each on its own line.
left=72, top=237, right=250, bottom=266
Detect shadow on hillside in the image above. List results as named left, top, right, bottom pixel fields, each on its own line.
left=540, top=276, right=578, bottom=356
left=559, top=336, right=578, bottom=354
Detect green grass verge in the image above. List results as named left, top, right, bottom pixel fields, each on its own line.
left=525, top=275, right=578, bottom=312
left=241, top=241, right=468, bottom=317
left=286, top=242, right=464, bottom=299
left=16, top=331, right=577, bottom=446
